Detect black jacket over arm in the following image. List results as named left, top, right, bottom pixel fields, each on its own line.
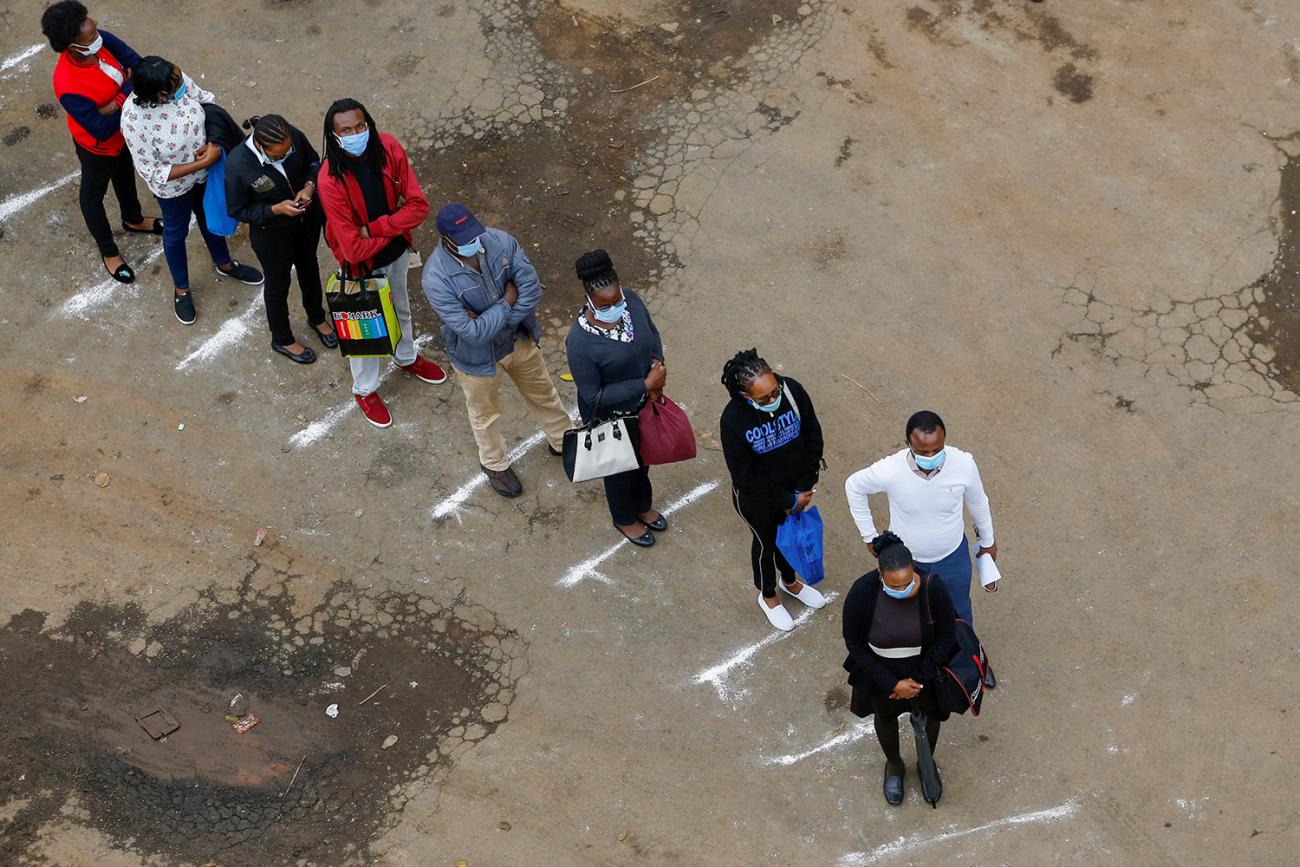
left=223, top=125, right=320, bottom=232
left=841, top=570, right=957, bottom=709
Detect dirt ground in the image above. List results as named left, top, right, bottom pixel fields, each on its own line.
left=1, top=0, right=1297, bottom=864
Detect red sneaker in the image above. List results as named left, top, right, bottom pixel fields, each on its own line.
left=354, top=392, right=392, bottom=428
left=400, top=356, right=448, bottom=384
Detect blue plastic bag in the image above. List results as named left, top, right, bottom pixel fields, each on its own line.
left=776, top=505, right=825, bottom=585
left=203, top=149, right=239, bottom=238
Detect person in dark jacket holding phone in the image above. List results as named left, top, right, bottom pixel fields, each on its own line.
left=565, top=250, right=666, bottom=547
left=719, top=348, right=827, bottom=632
left=225, top=114, right=335, bottom=364
left=842, top=531, right=957, bottom=806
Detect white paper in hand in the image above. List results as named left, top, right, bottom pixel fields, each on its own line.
left=976, top=552, right=1002, bottom=588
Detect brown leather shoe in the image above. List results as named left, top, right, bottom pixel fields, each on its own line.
left=482, top=465, right=523, bottom=498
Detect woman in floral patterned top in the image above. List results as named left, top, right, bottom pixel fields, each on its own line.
left=120, top=56, right=261, bottom=326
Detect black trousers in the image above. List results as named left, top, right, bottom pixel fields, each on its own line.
left=604, top=464, right=653, bottom=526
left=853, top=684, right=942, bottom=768
left=74, top=144, right=145, bottom=258
left=249, top=221, right=326, bottom=346
left=732, top=490, right=796, bottom=598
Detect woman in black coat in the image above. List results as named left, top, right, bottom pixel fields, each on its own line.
left=564, top=250, right=666, bottom=547
left=224, top=114, right=335, bottom=364
left=842, top=531, right=957, bottom=806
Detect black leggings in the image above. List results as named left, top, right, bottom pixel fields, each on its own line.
left=732, top=490, right=796, bottom=598
left=75, top=144, right=145, bottom=258
left=854, top=685, right=942, bottom=769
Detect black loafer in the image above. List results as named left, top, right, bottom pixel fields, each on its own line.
left=104, top=258, right=135, bottom=284
left=314, top=325, right=339, bottom=349
left=121, top=218, right=163, bottom=235
left=548, top=443, right=563, bottom=457
left=615, top=522, right=655, bottom=547
left=482, top=465, right=523, bottom=498
left=639, top=514, right=668, bottom=532
left=883, top=766, right=904, bottom=806
left=271, top=342, right=317, bottom=364
left=984, top=665, right=997, bottom=690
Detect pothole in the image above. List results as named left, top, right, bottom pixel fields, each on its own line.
left=0, top=580, right=523, bottom=864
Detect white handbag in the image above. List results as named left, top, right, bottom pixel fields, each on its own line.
left=563, top=415, right=640, bottom=482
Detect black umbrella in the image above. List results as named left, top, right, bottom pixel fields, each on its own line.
left=909, top=699, right=943, bottom=808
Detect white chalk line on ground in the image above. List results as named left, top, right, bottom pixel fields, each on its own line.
left=289, top=335, right=433, bottom=448
left=761, top=719, right=876, bottom=767
left=0, top=171, right=79, bottom=222
left=61, top=246, right=167, bottom=318
left=557, top=480, right=721, bottom=588
left=837, top=800, right=1081, bottom=865
left=175, top=295, right=261, bottom=371
left=1, top=43, right=43, bottom=74
left=429, top=404, right=580, bottom=522
left=691, top=591, right=841, bottom=702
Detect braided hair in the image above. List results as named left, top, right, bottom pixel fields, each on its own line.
left=721, top=348, right=771, bottom=398
left=242, top=114, right=293, bottom=149
left=575, top=249, right=619, bottom=294
left=871, top=531, right=914, bottom=573
left=322, top=98, right=386, bottom=181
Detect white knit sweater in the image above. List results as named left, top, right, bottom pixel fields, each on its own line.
left=843, top=445, right=995, bottom=563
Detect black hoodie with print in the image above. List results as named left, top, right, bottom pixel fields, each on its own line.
left=719, top=375, right=824, bottom=510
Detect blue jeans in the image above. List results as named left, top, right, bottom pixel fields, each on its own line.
left=156, top=182, right=231, bottom=289
left=917, top=536, right=974, bottom=624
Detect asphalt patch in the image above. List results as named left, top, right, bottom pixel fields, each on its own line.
left=0, top=579, right=522, bottom=864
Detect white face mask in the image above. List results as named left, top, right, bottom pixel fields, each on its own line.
left=76, top=33, right=103, bottom=56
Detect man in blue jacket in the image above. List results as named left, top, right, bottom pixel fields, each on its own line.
left=422, top=203, right=571, bottom=497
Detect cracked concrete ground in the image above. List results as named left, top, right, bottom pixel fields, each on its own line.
left=1, top=0, right=1297, bottom=864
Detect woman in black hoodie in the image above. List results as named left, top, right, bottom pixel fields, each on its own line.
left=719, top=348, right=827, bottom=632
left=842, top=531, right=957, bottom=806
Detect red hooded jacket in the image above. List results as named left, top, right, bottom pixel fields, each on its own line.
left=317, top=132, right=429, bottom=273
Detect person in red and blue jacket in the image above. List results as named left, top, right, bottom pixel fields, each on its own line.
left=42, top=1, right=160, bottom=284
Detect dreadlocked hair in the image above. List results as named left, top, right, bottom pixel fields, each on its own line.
left=721, top=348, right=771, bottom=397
left=574, top=249, right=619, bottom=293
left=242, top=114, right=293, bottom=149
left=322, top=98, right=386, bottom=181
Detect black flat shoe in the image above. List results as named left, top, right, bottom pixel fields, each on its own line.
left=121, top=218, right=163, bottom=235
left=548, top=443, right=563, bottom=457
left=983, top=665, right=997, bottom=690
left=314, top=326, right=339, bottom=349
left=638, top=514, right=668, bottom=532
left=615, top=522, right=655, bottom=547
left=271, top=342, right=317, bottom=365
left=883, top=766, right=905, bottom=806
left=104, top=259, right=135, bottom=284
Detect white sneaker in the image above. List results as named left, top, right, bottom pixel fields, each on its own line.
left=779, top=581, right=827, bottom=609
left=758, top=594, right=796, bottom=632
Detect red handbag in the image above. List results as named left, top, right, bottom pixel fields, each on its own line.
left=636, top=395, right=697, bottom=465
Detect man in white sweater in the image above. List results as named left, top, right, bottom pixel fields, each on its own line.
left=844, top=410, right=999, bottom=685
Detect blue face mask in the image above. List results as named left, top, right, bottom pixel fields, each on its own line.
left=882, top=577, right=916, bottom=599
left=454, top=236, right=483, bottom=257
left=589, top=297, right=626, bottom=324
left=914, top=448, right=946, bottom=471
left=748, top=392, right=784, bottom=414
left=170, top=79, right=188, bottom=103
left=337, top=129, right=370, bottom=157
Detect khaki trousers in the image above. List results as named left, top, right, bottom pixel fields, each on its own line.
left=457, top=338, right=571, bottom=471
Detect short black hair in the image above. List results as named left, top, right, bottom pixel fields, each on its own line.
left=243, top=114, right=293, bottom=148
left=871, top=531, right=914, bottom=573
left=905, top=410, right=946, bottom=442
left=575, top=249, right=618, bottom=293
left=721, top=348, right=771, bottom=398
left=132, top=56, right=176, bottom=106
left=40, top=1, right=88, bottom=53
